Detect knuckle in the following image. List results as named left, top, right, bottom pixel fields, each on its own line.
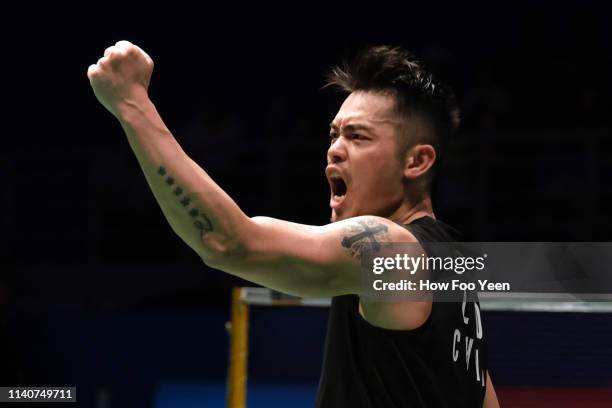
left=125, top=46, right=138, bottom=56
left=87, top=67, right=100, bottom=80
left=115, top=40, right=133, bottom=50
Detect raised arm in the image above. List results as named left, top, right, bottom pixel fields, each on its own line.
left=87, top=41, right=249, bottom=262
left=86, top=41, right=421, bottom=301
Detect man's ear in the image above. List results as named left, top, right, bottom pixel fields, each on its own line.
left=403, top=144, right=436, bottom=180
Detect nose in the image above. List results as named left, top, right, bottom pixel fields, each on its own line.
left=327, top=136, right=348, bottom=164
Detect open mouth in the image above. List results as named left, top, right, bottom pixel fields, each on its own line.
left=328, top=172, right=348, bottom=209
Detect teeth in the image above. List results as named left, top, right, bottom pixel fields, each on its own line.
left=334, top=194, right=345, bottom=200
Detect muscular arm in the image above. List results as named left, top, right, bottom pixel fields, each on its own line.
left=116, top=97, right=250, bottom=262
left=86, top=41, right=422, bottom=305
left=88, top=41, right=255, bottom=262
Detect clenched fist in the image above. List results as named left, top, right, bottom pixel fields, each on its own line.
left=87, top=40, right=154, bottom=118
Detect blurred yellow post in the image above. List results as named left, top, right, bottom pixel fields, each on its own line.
left=227, top=287, right=249, bottom=408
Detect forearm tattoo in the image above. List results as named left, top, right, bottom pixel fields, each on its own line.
left=157, top=166, right=213, bottom=233
left=341, top=218, right=389, bottom=258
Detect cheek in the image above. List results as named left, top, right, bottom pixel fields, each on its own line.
left=356, top=159, right=403, bottom=196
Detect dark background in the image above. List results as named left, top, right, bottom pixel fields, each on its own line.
left=2, top=1, right=612, bottom=406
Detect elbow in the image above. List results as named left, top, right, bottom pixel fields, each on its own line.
left=198, top=216, right=253, bottom=272
left=202, top=215, right=269, bottom=268
left=199, top=233, right=250, bottom=270
left=198, top=217, right=258, bottom=270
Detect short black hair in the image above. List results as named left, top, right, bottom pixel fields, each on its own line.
left=325, top=45, right=460, bottom=160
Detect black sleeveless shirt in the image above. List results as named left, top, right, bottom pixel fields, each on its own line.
left=315, top=216, right=487, bottom=407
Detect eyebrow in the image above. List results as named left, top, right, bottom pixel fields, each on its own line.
left=329, top=122, right=373, bottom=133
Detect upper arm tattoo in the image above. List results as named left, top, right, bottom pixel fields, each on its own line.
left=157, top=166, right=213, bottom=233
left=341, top=217, right=389, bottom=258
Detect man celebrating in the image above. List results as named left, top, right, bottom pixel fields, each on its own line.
left=88, top=41, right=499, bottom=407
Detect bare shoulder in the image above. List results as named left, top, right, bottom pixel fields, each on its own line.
left=326, top=215, right=418, bottom=258
left=234, top=215, right=421, bottom=298
left=346, top=216, right=430, bottom=331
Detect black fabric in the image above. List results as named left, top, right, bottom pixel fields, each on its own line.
left=315, top=216, right=487, bottom=408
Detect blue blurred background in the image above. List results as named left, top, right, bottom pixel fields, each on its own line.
left=2, top=1, right=612, bottom=406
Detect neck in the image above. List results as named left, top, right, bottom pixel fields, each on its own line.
left=388, top=194, right=435, bottom=225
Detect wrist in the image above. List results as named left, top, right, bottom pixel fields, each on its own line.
left=115, top=89, right=153, bottom=124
